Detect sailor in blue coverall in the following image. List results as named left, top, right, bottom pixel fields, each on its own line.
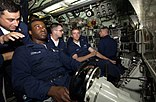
left=67, top=27, right=104, bottom=65
left=67, top=35, right=91, bottom=61
left=48, top=23, right=67, bottom=54
left=97, top=26, right=122, bottom=82
left=0, top=21, right=30, bottom=70
left=12, top=19, right=81, bottom=102
left=0, top=1, right=31, bottom=101
left=0, top=22, right=31, bottom=102
left=67, top=27, right=121, bottom=84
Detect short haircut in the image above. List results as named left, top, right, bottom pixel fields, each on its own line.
left=0, top=0, right=20, bottom=16
left=50, top=23, right=63, bottom=31
left=71, top=27, right=80, bottom=31
left=28, top=19, right=44, bottom=30
left=29, top=14, right=39, bottom=21
left=71, top=27, right=80, bottom=34
left=100, top=26, right=109, bottom=30
left=100, top=26, right=110, bottom=35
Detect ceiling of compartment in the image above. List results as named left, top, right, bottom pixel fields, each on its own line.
left=28, top=0, right=102, bottom=17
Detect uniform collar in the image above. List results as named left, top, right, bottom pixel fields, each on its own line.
left=101, top=35, right=110, bottom=39
left=26, top=42, right=47, bottom=48
left=73, top=40, right=81, bottom=47
left=0, top=26, right=10, bottom=35
left=51, top=36, right=59, bottom=47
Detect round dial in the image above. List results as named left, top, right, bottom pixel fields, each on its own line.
left=86, top=9, right=94, bottom=17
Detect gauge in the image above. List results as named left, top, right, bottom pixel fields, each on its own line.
left=86, top=9, right=94, bottom=17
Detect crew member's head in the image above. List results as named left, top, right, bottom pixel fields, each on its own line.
left=50, top=23, right=64, bottom=39
left=99, top=26, right=109, bottom=37
left=71, top=27, right=81, bottom=42
left=28, top=19, right=47, bottom=44
left=0, top=0, right=21, bottom=31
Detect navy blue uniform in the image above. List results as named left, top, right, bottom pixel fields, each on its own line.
left=12, top=42, right=81, bottom=100
left=0, top=54, right=3, bottom=67
left=48, top=35, right=67, bottom=54
left=0, top=21, right=31, bottom=54
left=0, top=53, right=4, bottom=102
left=67, top=36, right=90, bottom=58
left=0, top=21, right=31, bottom=102
left=97, top=35, right=121, bottom=79
left=98, top=35, right=117, bottom=60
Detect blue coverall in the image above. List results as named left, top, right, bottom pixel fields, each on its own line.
left=67, top=36, right=90, bottom=58
left=0, top=21, right=31, bottom=102
left=97, top=35, right=121, bottom=79
left=12, top=42, right=81, bottom=101
left=0, top=54, right=3, bottom=67
left=48, top=35, right=67, bottom=54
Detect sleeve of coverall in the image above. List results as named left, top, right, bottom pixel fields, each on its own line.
left=12, top=46, right=52, bottom=100
left=0, top=54, right=4, bottom=67
left=59, top=51, right=81, bottom=71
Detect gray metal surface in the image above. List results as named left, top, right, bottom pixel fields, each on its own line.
left=129, top=0, right=156, bottom=81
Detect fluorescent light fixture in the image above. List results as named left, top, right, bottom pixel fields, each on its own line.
left=43, top=2, right=68, bottom=13
left=50, top=7, right=66, bottom=13
left=64, top=0, right=78, bottom=5
left=43, top=0, right=92, bottom=13
left=71, top=0, right=92, bottom=5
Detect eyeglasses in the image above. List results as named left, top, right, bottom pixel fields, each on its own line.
left=55, top=29, right=64, bottom=32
